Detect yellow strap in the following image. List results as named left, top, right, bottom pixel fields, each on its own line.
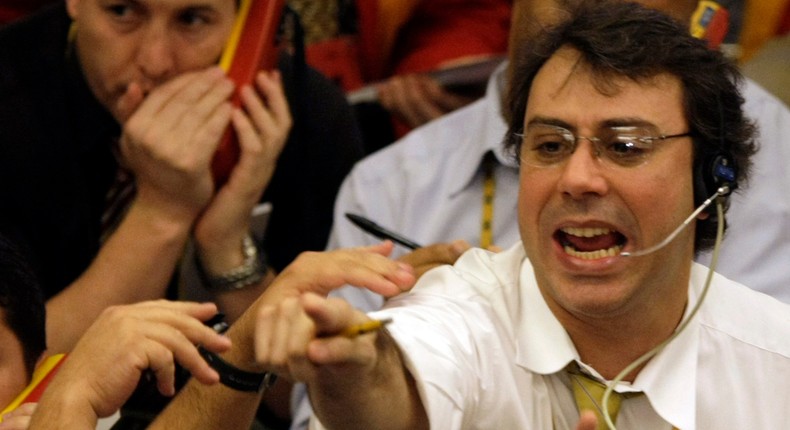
left=480, top=154, right=495, bottom=249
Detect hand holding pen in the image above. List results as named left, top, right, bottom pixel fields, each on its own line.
left=254, top=292, right=398, bottom=382
left=337, top=318, right=393, bottom=338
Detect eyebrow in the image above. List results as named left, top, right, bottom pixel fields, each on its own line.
left=524, top=117, right=574, bottom=131
left=524, top=116, right=659, bottom=132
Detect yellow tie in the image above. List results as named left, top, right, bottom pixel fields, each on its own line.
left=570, top=372, right=623, bottom=430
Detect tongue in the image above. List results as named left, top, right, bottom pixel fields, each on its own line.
left=565, top=232, right=620, bottom=252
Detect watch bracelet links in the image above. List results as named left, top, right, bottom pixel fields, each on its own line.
left=198, top=347, right=277, bottom=393
left=195, top=234, right=267, bottom=291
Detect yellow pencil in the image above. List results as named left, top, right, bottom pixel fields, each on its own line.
left=338, top=318, right=393, bottom=338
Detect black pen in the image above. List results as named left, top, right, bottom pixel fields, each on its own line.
left=345, top=213, right=423, bottom=250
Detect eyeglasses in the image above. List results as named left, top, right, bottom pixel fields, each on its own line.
left=515, top=124, right=691, bottom=169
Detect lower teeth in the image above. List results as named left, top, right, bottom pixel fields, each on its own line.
left=564, top=245, right=623, bottom=260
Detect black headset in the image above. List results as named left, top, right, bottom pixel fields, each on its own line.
left=693, top=150, right=737, bottom=218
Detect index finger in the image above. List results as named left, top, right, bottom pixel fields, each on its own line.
left=397, top=240, right=470, bottom=268
left=274, top=244, right=416, bottom=298
left=129, top=67, right=222, bottom=122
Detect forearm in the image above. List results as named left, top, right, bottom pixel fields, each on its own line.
left=212, top=269, right=277, bottom=323
left=310, top=332, right=428, bottom=430
left=152, top=375, right=264, bottom=430
left=28, top=386, right=99, bottom=430
left=45, top=199, right=194, bottom=352
left=151, top=300, right=266, bottom=429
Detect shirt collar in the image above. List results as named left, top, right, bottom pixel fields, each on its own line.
left=448, top=63, right=518, bottom=197
left=628, top=264, right=706, bottom=430
left=514, top=249, right=579, bottom=374
left=514, top=252, right=704, bottom=429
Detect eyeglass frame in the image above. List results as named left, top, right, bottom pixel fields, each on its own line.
left=512, top=123, right=693, bottom=169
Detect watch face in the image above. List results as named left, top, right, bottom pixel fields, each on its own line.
left=195, top=234, right=266, bottom=291
left=205, top=313, right=229, bottom=334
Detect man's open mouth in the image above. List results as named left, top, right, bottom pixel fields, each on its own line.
left=555, top=227, right=626, bottom=260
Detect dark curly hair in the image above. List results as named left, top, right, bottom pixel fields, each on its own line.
left=504, top=0, right=757, bottom=253
left=0, top=233, right=46, bottom=376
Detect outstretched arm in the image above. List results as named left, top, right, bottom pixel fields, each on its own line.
left=257, top=292, right=428, bottom=430
left=151, top=243, right=415, bottom=429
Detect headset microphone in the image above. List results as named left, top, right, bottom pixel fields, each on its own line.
left=620, top=185, right=729, bottom=257
left=620, top=153, right=736, bottom=258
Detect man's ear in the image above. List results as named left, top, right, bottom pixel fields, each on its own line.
left=697, top=212, right=710, bottom=220
left=65, top=0, right=80, bottom=20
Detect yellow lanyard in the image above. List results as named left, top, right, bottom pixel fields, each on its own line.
left=480, top=153, right=496, bottom=249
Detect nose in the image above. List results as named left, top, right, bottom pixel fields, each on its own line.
left=136, top=24, right=176, bottom=85
left=557, top=139, right=609, bottom=199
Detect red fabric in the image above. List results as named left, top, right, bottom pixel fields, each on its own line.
left=778, top=0, right=790, bottom=35
left=300, top=1, right=376, bottom=92
left=389, top=0, right=511, bottom=75
left=354, top=0, right=380, bottom=82
left=303, top=0, right=511, bottom=92
left=305, top=37, right=366, bottom=91
left=0, top=0, right=59, bottom=24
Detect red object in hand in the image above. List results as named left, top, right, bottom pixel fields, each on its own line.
left=212, top=0, right=285, bottom=185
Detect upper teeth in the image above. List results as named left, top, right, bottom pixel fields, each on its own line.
left=561, top=227, right=612, bottom=237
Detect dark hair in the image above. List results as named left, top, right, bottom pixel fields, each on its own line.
left=0, top=234, right=46, bottom=376
left=504, top=0, right=757, bottom=252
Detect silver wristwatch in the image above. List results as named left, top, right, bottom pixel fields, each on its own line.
left=196, top=234, right=266, bottom=291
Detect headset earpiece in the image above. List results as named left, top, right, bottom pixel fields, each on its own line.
left=709, top=154, right=736, bottom=193
left=694, top=152, right=737, bottom=216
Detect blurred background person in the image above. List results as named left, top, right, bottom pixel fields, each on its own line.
left=288, top=0, right=512, bottom=153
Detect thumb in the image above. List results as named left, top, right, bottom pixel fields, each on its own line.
left=575, top=411, right=598, bottom=430
left=300, top=293, right=358, bottom=336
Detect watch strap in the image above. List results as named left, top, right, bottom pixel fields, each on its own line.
left=198, top=347, right=277, bottom=393
left=196, top=234, right=267, bottom=291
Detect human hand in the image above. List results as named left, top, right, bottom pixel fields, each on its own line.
left=194, top=70, right=292, bottom=274
left=576, top=411, right=598, bottom=430
left=253, top=242, right=418, bottom=376
left=396, top=240, right=472, bottom=283
left=0, top=403, right=36, bottom=430
left=201, top=242, right=413, bottom=375
left=267, top=242, right=416, bottom=300
left=254, top=292, right=379, bottom=382
left=30, top=301, right=231, bottom=423
left=118, top=67, right=234, bottom=223
left=377, top=73, right=474, bottom=128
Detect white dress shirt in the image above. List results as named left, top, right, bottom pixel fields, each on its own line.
left=295, top=65, right=790, bottom=430
left=355, top=245, right=790, bottom=430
